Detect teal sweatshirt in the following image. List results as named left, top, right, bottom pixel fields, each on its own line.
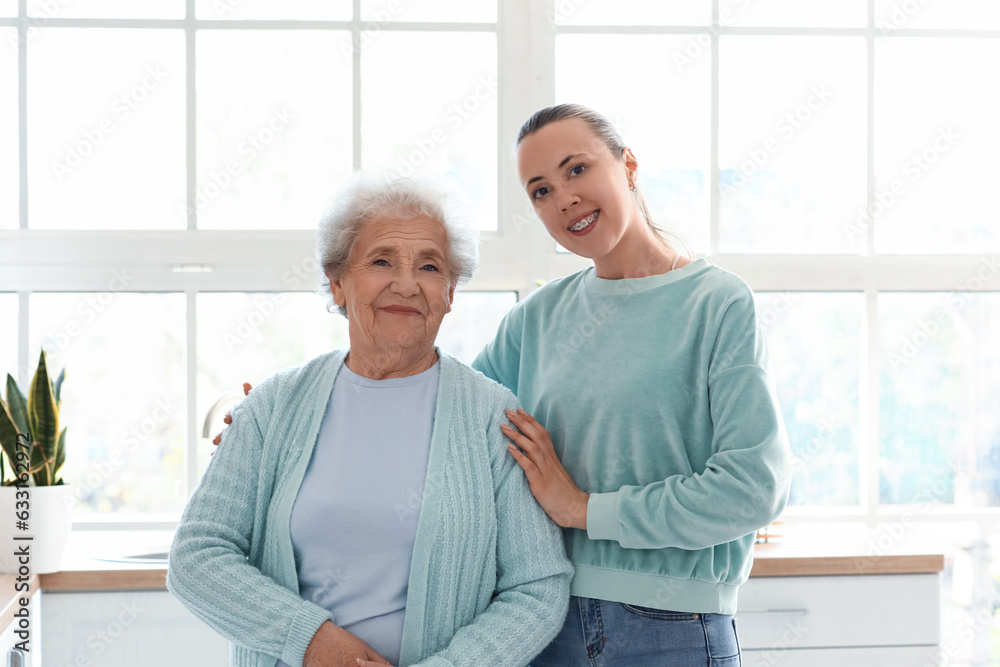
left=167, top=350, right=573, bottom=667
left=471, top=259, right=791, bottom=615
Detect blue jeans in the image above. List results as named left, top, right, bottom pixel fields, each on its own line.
left=530, top=596, right=741, bottom=667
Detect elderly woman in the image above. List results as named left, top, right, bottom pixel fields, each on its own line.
left=166, top=175, right=573, bottom=667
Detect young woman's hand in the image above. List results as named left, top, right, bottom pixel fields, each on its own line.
left=211, top=382, right=253, bottom=446
left=303, top=621, right=393, bottom=667
left=502, top=408, right=589, bottom=530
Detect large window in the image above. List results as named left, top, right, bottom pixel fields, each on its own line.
left=3, top=0, right=1000, bottom=592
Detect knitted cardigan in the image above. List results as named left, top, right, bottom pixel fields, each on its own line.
left=167, top=349, right=572, bottom=667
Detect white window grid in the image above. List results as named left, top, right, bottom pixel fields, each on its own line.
left=0, top=0, right=997, bottom=528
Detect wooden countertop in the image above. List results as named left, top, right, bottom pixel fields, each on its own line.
left=32, top=554, right=945, bottom=591
left=748, top=522, right=946, bottom=576
left=40, top=566, right=166, bottom=591
left=29, top=524, right=944, bottom=592
left=749, top=542, right=944, bottom=576
left=2, top=524, right=947, bottom=633
left=31, top=549, right=944, bottom=592
left=2, top=525, right=948, bottom=637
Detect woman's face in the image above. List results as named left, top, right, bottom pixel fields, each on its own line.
left=329, top=215, right=455, bottom=359
left=516, top=117, right=641, bottom=263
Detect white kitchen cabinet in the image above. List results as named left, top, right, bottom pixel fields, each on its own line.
left=738, top=573, right=941, bottom=666
left=33, top=575, right=941, bottom=665
left=40, top=590, right=227, bottom=667
left=26, top=530, right=943, bottom=665
left=742, top=646, right=934, bottom=666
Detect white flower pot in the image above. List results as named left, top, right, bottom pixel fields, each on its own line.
left=0, top=485, right=75, bottom=574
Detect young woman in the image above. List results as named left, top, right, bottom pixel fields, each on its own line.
left=470, top=104, right=791, bottom=666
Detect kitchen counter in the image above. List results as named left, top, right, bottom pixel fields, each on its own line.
left=3, top=523, right=946, bottom=631
left=38, top=530, right=170, bottom=591
left=750, top=522, right=945, bottom=576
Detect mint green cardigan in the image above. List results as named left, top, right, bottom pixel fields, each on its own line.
left=167, top=350, right=572, bottom=667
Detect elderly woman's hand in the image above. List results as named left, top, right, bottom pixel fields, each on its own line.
left=304, top=622, right=393, bottom=667
left=502, top=408, right=590, bottom=530
left=211, top=382, right=253, bottom=446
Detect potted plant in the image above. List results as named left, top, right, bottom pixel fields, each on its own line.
left=0, top=350, right=74, bottom=573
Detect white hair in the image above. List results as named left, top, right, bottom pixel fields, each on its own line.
left=315, top=172, right=480, bottom=317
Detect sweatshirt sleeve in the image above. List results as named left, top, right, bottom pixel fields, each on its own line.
left=166, top=378, right=332, bottom=667
left=470, top=301, right=525, bottom=395
left=586, top=291, right=792, bottom=551
left=413, top=392, right=573, bottom=667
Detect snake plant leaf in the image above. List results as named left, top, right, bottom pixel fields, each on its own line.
left=28, top=351, right=59, bottom=486
left=6, top=374, right=29, bottom=435
left=54, top=367, right=66, bottom=405
left=0, top=397, right=22, bottom=483
left=53, top=427, right=67, bottom=486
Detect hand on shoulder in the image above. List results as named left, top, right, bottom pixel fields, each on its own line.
left=211, top=382, right=253, bottom=446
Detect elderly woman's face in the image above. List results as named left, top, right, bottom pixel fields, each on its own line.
left=330, top=215, right=455, bottom=357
